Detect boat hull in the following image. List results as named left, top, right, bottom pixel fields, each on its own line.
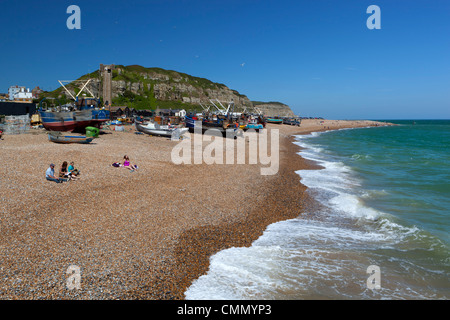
left=184, top=116, right=241, bottom=138
left=89, top=109, right=110, bottom=127
left=39, top=108, right=110, bottom=131
left=244, top=123, right=264, bottom=130
left=73, top=109, right=94, bottom=130
left=185, top=116, right=228, bottom=133
left=266, top=118, right=283, bottom=124
left=135, top=123, right=188, bottom=138
left=39, top=111, right=77, bottom=131
left=48, top=133, right=93, bottom=144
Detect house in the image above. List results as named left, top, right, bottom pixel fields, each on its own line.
left=8, top=86, right=20, bottom=100
left=155, top=108, right=185, bottom=117
left=109, top=106, right=141, bottom=119
left=136, top=109, right=153, bottom=118
left=32, top=86, right=43, bottom=99
left=8, top=85, right=33, bottom=102
left=109, top=106, right=126, bottom=119
left=175, top=109, right=186, bottom=117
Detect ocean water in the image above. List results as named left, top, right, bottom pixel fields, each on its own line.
left=185, top=120, right=450, bottom=300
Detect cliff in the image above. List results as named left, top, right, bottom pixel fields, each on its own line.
left=43, top=65, right=295, bottom=116
left=252, top=101, right=295, bottom=117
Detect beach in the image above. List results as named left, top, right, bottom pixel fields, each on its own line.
left=0, top=119, right=391, bottom=299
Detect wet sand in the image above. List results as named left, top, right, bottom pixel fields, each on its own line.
left=0, top=119, right=392, bottom=299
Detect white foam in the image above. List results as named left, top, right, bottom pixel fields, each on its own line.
left=185, top=217, right=411, bottom=300
left=293, top=132, right=389, bottom=223
left=293, top=134, right=427, bottom=240
left=185, top=130, right=442, bottom=300
left=185, top=210, right=440, bottom=300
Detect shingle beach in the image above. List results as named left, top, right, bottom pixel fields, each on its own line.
left=0, top=119, right=390, bottom=299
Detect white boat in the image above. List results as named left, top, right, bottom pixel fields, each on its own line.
left=135, top=122, right=189, bottom=138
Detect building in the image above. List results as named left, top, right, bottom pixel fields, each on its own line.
left=109, top=106, right=153, bottom=120
left=155, top=108, right=185, bottom=117
left=8, top=86, right=20, bottom=100
left=32, top=86, right=43, bottom=99
left=8, top=85, right=33, bottom=102
left=100, top=64, right=115, bottom=107
left=175, top=109, right=186, bottom=117
left=0, top=101, right=36, bottom=116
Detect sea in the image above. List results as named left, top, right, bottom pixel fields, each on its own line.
left=185, top=120, right=450, bottom=300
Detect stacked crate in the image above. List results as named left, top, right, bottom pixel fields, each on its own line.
left=3, top=115, right=30, bottom=135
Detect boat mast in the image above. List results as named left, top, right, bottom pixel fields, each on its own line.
left=58, top=79, right=97, bottom=106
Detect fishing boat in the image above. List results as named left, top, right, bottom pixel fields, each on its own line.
left=243, top=117, right=264, bottom=131
left=184, top=114, right=237, bottom=133
left=184, top=115, right=200, bottom=132
left=74, top=109, right=94, bottom=128
left=48, top=132, right=94, bottom=144
left=266, top=117, right=283, bottom=124
left=202, top=117, right=228, bottom=131
left=39, top=106, right=80, bottom=132
left=135, top=122, right=189, bottom=138
left=39, top=79, right=110, bottom=132
left=39, top=106, right=95, bottom=131
left=74, top=97, right=110, bottom=129
left=38, top=101, right=110, bottom=132
left=63, top=79, right=110, bottom=128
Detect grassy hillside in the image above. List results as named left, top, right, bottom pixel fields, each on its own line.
left=38, top=65, right=242, bottom=112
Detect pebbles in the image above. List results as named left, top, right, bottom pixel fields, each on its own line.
left=0, top=120, right=379, bottom=299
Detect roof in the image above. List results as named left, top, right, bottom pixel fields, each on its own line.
left=109, top=106, right=126, bottom=112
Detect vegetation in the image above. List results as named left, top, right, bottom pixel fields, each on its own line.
left=252, top=101, right=287, bottom=106
left=112, top=90, right=200, bottom=111
left=105, top=65, right=234, bottom=111
left=38, top=64, right=246, bottom=113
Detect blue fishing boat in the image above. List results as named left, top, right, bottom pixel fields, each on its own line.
left=184, top=115, right=197, bottom=130
left=185, top=114, right=229, bottom=133
left=48, top=132, right=94, bottom=144
left=184, top=114, right=241, bottom=139
left=75, top=97, right=110, bottom=128
left=39, top=109, right=77, bottom=132
left=39, top=97, right=110, bottom=132
left=243, top=117, right=264, bottom=131
left=244, top=123, right=264, bottom=131
left=266, top=117, right=283, bottom=124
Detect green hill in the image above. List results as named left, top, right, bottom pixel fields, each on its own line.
left=38, top=65, right=294, bottom=116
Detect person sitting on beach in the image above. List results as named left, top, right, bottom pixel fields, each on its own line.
left=59, top=161, right=72, bottom=181
left=46, top=163, right=65, bottom=183
left=123, top=155, right=138, bottom=172
left=68, top=161, right=80, bottom=178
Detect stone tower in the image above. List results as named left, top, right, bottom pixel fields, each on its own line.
left=100, top=64, right=114, bottom=106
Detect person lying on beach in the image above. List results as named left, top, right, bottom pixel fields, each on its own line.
left=46, top=163, right=66, bottom=183
left=123, top=155, right=138, bottom=172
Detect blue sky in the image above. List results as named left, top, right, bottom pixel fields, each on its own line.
left=1, top=0, right=449, bottom=119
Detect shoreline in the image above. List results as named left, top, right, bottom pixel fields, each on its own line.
left=139, top=131, right=314, bottom=299
left=0, top=119, right=393, bottom=299
left=150, top=119, right=394, bottom=300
